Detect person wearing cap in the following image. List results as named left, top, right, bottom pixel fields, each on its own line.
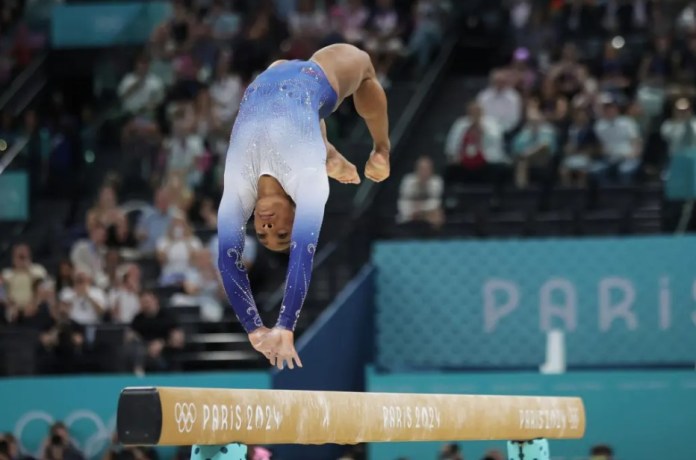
left=592, top=94, right=643, bottom=183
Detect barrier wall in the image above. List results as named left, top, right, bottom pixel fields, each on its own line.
left=0, top=372, right=269, bottom=459
left=51, top=2, right=171, bottom=48
left=367, top=368, right=696, bottom=460
left=373, top=236, right=696, bottom=370
left=272, top=265, right=375, bottom=460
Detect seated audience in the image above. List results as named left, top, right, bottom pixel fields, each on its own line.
left=593, top=95, right=643, bottom=184
left=136, top=187, right=174, bottom=255
left=561, top=107, right=598, bottom=187
left=59, top=269, right=106, bottom=325
left=660, top=97, right=696, bottom=156
left=157, top=214, right=203, bottom=286
left=444, top=102, right=509, bottom=185
left=1, top=243, right=47, bottom=315
left=476, top=69, right=523, bottom=134
left=70, top=223, right=109, bottom=289
left=38, top=296, right=87, bottom=374
left=108, top=264, right=142, bottom=324
left=397, top=156, right=444, bottom=229
left=511, top=110, right=557, bottom=188
left=130, top=291, right=185, bottom=372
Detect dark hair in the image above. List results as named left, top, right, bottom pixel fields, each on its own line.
left=591, top=445, right=613, bottom=455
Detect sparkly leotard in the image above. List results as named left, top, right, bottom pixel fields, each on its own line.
left=217, top=60, right=338, bottom=333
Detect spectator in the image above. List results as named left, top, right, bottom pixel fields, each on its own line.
left=288, top=0, right=329, bottom=51
left=481, top=449, right=504, bottom=460
left=130, top=291, right=185, bottom=372
left=397, top=156, right=444, bottom=229
left=206, top=0, right=243, bottom=43
left=590, top=444, right=614, bottom=460
left=70, top=223, right=109, bottom=289
left=593, top=95, right=643, bottom=184
left=661, top=97, right=696, bottom=156
left=329, top=0, right=370, bottom=47
left=1, top=243, right=47, bottom=315
left=405, top=0, right=444, bottom=75
left=547, top=44, right=586, bottom=100
left=364, top=0, right=406, bottom=88
left=15, top=279, right=54, bottom=331
left=59, top=269, right=106, bottom=325
left=561, top=107, right=598, bottom=187
left=164, top=102, right=206, bottom=189
left=103, top=433, right=158, bottom=460
left=444, top=102, right=509, bottom=185
left=511, top=109, right=557, bottom=188
left=639, top=35, right=677, bottom=86
left=108, top=264, right=142, bottom=324
left=157, top=214, right=203, bottom=286
left=508, top=47, right=539, bottom=99
left=438, top=443, right=463, bottom=460
left=136, top=187, right=174, bottom=254
left=117, top=55, right=165, bottom=119
left=42, top=422, right=85, bottom=460
left=598, top=39, right=631, bottom=95
left=175, top=248, right=225, bottom=322
left=86, top=184, right=123, bottom=233
left=476, top=69, right=523, bottom=134
left=38, top=296, right=87, bottom=374
left=0, top=432, right=32, bottom=460
left=210, top=51, right=243, bottom=133
left=54, top=260, right=74, bottom=294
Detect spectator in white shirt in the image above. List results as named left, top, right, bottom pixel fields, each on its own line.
left=661, top=98, right=696, bottom=156
left=210, top=52, right=243, bottom=132
left=108, top=264, right=142, bottom=324
left=593, top=95, right=643, bottom=184
left=117, top=55, right=165, bottom=117
left=157, top=214, right=203, bottom=286
left=397, top=156, right=444, bottom=229
left=444, top=102, right=510, bottom=185
left=476, top=69, right=523, bottom=133
left=60, top=269, right=106, bottom=325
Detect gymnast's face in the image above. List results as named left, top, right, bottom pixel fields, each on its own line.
left=254, top=195, right=295, bottom=252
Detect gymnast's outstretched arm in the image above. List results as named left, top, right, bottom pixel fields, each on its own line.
left=217, top=175, right=263, bottom=334
left=276, top=168, right=330, bottom=330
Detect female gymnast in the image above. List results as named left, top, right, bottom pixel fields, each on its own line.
left=217, top=44, right=390, bottom=370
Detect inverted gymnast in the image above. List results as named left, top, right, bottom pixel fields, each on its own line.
left=217, top=44, right=390, bottom=370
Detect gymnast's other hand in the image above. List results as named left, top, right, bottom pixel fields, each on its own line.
left=364, top=146, right=390, bottom=183
left=266, top=327, right=303, bottom=370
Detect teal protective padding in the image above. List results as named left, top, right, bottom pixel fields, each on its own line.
left=190, top=444, right=247, bottom=460
left=373, top=237, right=696, bottom=370
left=507, top=439, right=550, bottom=460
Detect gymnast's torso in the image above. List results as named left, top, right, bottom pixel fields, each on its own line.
left=224, top=59, right=338, bottom=200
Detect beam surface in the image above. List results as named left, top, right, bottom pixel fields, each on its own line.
left=117, top=387, right=585, bottom=446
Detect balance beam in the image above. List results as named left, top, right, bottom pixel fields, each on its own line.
left=117, top=387, right=585, bottom=446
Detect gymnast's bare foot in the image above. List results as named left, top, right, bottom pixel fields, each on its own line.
left=364, top=148, right=390, bottom=183
left=327, top=148, right=361, bottom=184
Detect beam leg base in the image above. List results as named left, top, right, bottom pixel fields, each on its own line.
left=507, top=439, right=550, bottom=460
left=190, top=444, right=247, bottom=460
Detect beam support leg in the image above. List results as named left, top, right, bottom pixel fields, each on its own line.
left=190, top=444, right=247, bottom=460
left=507, top=439, right=550, bottom=460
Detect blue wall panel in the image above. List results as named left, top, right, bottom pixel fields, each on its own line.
left=373, top=237, right=696, bottom=370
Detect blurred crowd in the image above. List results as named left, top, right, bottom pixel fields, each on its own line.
left=0, top=430, right=615, bottom=460
left=397, top=0, right=696, bottom=230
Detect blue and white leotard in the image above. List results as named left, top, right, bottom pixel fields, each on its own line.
left=217, top=60, right=338, bottom=333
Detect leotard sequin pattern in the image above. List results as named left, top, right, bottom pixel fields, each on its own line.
left=217, top=60, right=338, bottom=333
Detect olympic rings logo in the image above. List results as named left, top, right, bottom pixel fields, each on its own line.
left=174, top=403, right=197, bottom=433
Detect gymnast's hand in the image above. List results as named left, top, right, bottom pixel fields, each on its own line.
left=264, top=328, right=303, bottom=370
left=248, top=326, right=274, bottom=359
left=364, top=146, right=390, bottom=183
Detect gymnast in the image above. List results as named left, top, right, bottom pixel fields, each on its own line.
left=217, top=43, right=390, bottom=370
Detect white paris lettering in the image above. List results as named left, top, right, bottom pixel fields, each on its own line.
left=202, top=404, right=283, bottom=432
